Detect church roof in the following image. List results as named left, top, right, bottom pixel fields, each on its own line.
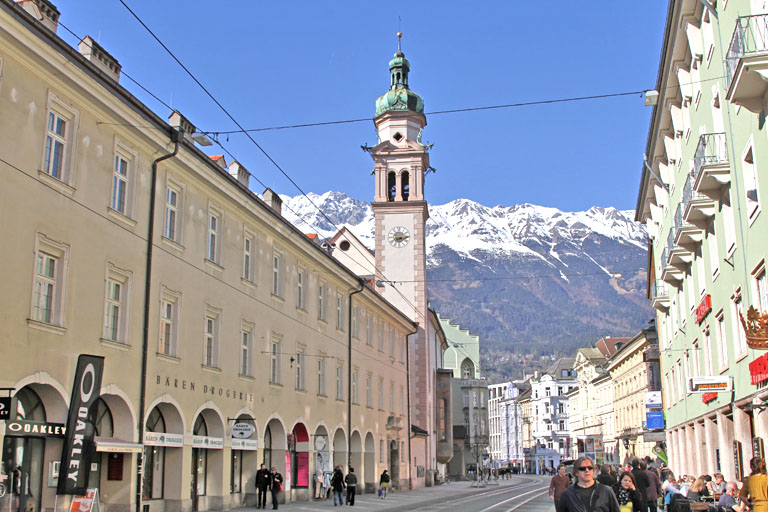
left=375, top=33, right=424, bottom=117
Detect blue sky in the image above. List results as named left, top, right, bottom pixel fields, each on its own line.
left=55, top=1, right=668, bottom=211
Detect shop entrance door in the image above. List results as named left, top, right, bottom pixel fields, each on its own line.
left=190, top=448, right=199, bottom=512
left=2, top=436, right=45, bottom=512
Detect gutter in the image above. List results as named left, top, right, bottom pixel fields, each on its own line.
left=136, top=129, right=180, bottom=512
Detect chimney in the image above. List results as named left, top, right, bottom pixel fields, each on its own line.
left=262, top=188, right=282, bottom=216
left=227, top=160, right=251, bottom=187
left=17, top=0, right=59, bottom=34
left=168, top=110, right=196, bottom=143
left=209, top=155, right=226, bottom=169
left=78, top=36, right=121, bottom=83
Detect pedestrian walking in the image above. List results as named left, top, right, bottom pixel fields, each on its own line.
left=598, top=465, right=618, bottom=487
left=269, top=467, right=283, bottom=510
left=643, top=462, right=661, bottom=512
left=331, top=466, right=345, bottom=506
left=556, top=456, right=620, bottom=512
left=314, top=471, right=323, bottom=499
left=630, top=459, right=650, bottom=512
left=255, top=464, right=271, bottom=509
left=379, top=469, right=390, bottom=499
left=550, top=465, right=570, bottom=510
left=613, top=472, right=641, bottom=512
left=344, top=467, right=357, bottom=506
left=740, top=457, right=768, bottom=512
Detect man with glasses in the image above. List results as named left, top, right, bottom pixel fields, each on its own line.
left=556, top=456, right=620, bottom=512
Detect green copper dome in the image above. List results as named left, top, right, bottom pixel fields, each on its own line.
left=375, top=37, right=424, bottom=117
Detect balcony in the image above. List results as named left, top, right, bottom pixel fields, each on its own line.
left=651, top=280, right=670, bottom=311
left=726, top=14, right=768, bottom=112
left=693, top=133, right=731, bottom=197
left=674, top=201, right=703, bottom=248
left=682, top=173, right=717, bottom=230
left=666, top=228, right=692, bottom=270
left=660, top=249, right=684, bottom=284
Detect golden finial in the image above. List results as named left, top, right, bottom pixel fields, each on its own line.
left=397, top=31, right=402, bottom=51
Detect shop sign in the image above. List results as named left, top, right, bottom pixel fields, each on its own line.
left=645, top=391, right=663, bottom=408
left=5, top=420, right=66, bottom=437
left=646, top=412, right=664, bottom=430
left=59, top=354, right=105, bottom=496
left=696, top=295, right=712, bottom=324
left=702, top=392, right=718, bottom=404
left=734, top=441, right=744, bottom=481
left=687, top=376, right=732, bottom=393
left=69, top=488, right=98, bottom=512
left=0, top=396, right=10, bottom=420
left=192, top=436, right=223, bottom=449
left=754, top=437, right=765, bottom=460
left=750, top=352, right=768, bottom=385
left=231, top=439, right=258, bottom=451
left=231, top=423, right=255, bottom=439
left=143, top=432, right=183, bottom=447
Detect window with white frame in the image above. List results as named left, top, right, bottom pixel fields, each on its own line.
left=335, top=363, right=344, bottom=400
left=102, top=264, right=131, bottom=343
left=708, top=223, right=719, bottom=278
left=755, top=264, right=768, bottom=312
left=692, top=341, right=701, bottom=378
left=400, top=386, right=405, bottom=415
left=389, top=381, right=395, bottom=412
left=703, top=328, right=714, bottom=375
left=733, top=294, right=748, bottom=355
left=696, top=252, right=706, bottom=298
left=270, top=335, right=282, bottom=384
left=352, top=306, right=359, bottom=338
left=379, top=322, right=386, bottom=352
left=297, top=266, right=307, bottom=310
left=318, top=280, right=327, bottom=321
left=110, top=140, right=138, bottom=217
left=30, top=234, right=69, bottom=327
left=243, top=230, right=256, bottom=283
left=272, top=248, right=284, bottom=297
left=716, top=312, right=728, bottom=368
left=42, top=93, right=78, bottom=184
left=378, top=377, right=384, bottom=410
left=158, top=287, right=180, bottom=357
left=296, top=346, right=306, bottom=390
left=163, top=181, right=183, bottom=243
left=743, top=146, right=761, bottom=221
left=676, top=361, right=684, bottom=400
left=379, top=440, right=384, bottom=463
left=206, top=208, right=222, bottom=264
left=723, top=190, right=737, bottom=255
left=352, top=368, right=359, bottom=404
left=203, top=307, right=220, bottom=368
left=336, top=293, right=345, bottom=330
left=240, top=323, right=253, bottom=376
left=317, top=354, right=326, bottom=396
left=363, top=373, right=373, bottom=408
left=389, top=328, right=396, bottom=357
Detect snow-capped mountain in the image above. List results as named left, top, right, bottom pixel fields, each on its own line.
left=281, top=192, right=652, bottom=355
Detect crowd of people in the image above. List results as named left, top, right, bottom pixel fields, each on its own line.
left=551, top=456, right=768, bottom=512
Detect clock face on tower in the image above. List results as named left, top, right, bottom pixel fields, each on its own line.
left=388, top=226, right=410, bottom=248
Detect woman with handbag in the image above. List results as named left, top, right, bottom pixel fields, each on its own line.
left=269, top=467, right=283, bottom=510
left=379, top=469, right=390, bottom=499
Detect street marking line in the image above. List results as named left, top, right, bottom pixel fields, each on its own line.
left=476, top=486, right=549, bottom=512
left=506, top=490, right=550, bottom=511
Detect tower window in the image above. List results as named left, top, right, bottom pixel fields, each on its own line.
left=393, top=132, right=403, bottom=142
left=401, top=171, right=410, bottom=201
left=387, top=171, right=396, bottom=202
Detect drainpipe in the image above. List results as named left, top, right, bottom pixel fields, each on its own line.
left=347, top=278, right=364, bottom=469
left=136, top=129, right=180, bottom=512
left=405, top=325, right=417, bottom=490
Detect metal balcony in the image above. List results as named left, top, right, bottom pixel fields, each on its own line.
left=660, top=248, right=684, bottom=284
left=682, top=173, right=717, bottom=229
left=666, top=226, right=692, bottom=270
left=693, top=133, right=731, bottom=196
left=674, top=201, right=703, bottom=248
left=651, top=279, right=670, bottom=311
left=726, top=14, right=768, bottom=112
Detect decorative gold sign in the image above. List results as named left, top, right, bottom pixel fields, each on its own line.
left=740, top=306, right=768, bottom=350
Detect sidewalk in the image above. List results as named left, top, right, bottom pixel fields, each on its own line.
left=238, top=479, right=526, bottom=511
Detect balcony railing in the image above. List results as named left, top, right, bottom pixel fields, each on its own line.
left=726, top=15, right=768, bottom=90
left=694, top=133, right=728, bottom=177
left=682, top=173, right=705, bottom=205
left=651, top=280, right=667, bottom=299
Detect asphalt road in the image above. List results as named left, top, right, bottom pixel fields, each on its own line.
left=237, top=475, right=554, bottom=512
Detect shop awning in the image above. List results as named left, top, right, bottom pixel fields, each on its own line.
left=95, top=437, right=143, bottom=453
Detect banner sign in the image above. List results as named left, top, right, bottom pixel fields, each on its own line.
left=191, top=436, right=224, bottom=449
left=143, top=432, right=183, bottom=447
left=749, top=353, right=768, bottom=385
left=0, top=397, right=10, bottom=420
left=696, top=295, right=712, bottom=324
left=5, top=420, right=66, bottom=437
left=646, top=412, right=664, bottom=430
left=652, top=445, right=668, bottom=463
left=231, top=439, right=258, bottom=450
left=644, top=391, right=662, bottom=408
left=58, top=355, right=104, bottom=495
left=687, top=376, right=732, bottom=394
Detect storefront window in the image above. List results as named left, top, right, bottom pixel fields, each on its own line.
left=192, top=416, right=207, bottom=498
left=87, top=399, right=114, bottom=490
left=230, top=451, right=242, bottom=494
left=143, top=408, right=165, bottom=499
left=263, top=427, right=272, bottom=470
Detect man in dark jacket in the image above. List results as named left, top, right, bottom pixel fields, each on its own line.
left=597, top=465, right=617, bottom=487
left=631, top=459, right=650, bottom=512
left=269, top=467, right=283, bottom=510
left=556, top=456, right=620, bottom=512
left=255, top=464, right=271, bottom=509
left=344, top=467, right=358, bottom=506
left=643, top=462, right=661, bottom=512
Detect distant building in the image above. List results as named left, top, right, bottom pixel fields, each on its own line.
left=487, top=382, right=510, bottom=464
left=498, top=381, right=530, bottom=469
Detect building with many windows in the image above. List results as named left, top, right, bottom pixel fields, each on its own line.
left=498, top=381, right=530, bottom=470
left=487, top=382, right=510, bottom=465
left=0, top=2, right=415, bottom=511
left=636, top=0, right=768, bottom=479
left=529, top=359, right=576, bottom=474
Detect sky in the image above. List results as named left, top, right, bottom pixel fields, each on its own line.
left=53, top=1, right=669, bottom=211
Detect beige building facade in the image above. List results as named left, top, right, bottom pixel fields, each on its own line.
left=0, top=3, right=413, bottom=512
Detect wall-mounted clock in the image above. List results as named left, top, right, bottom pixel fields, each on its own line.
left=388, top=226, right=410, bottom=248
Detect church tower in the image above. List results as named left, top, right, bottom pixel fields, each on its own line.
left=369, top=34, right=436, bottom=486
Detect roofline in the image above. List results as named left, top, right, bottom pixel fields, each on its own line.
left=1, top=0, right=418, bottom=329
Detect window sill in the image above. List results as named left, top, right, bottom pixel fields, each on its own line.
left=27, top=318, right=66, bottom=335
left=37, top=170, right=75, bottom=196
left=238, top=374, right=255, bottom=381
left=241, top=277, right=257, bottom=289
left=317, top=393, right=327, bottom=399
left=271, top=293, right=285, bottom=303
left=156, top=352, right=180, bottom=363
left=296, top=306, right=307, bottom=315
left=269, top=382, right=283, bottom=388
left=296, top=388, right=307, bottom=394
left=718, top=364, right=729, bottom=375
left=318, top=317, right=327, bottom=324
left=204, top=258, right=224, bottom=273
left=749, top=208, right=761, bottom=227
left=712, top=268, right=720, bottom=282
left=100, top=338, right=130, bottom=351
left=107, top=207, right=137, bottom=229
left=161, top=236, right=184, bottom=252
left=202, top=364, right=222, bottom=373
left=735, top=351, right=749, bottom=363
